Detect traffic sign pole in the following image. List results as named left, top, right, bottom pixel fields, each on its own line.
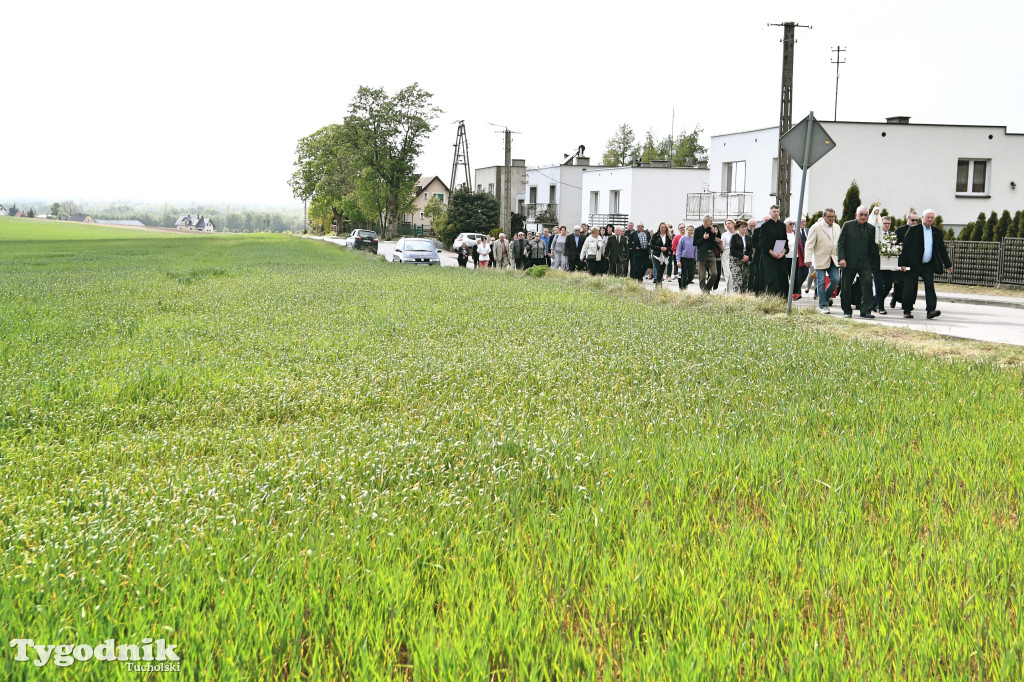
left=786, top=111, right=816, bottom=314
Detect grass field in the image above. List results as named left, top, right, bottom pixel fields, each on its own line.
left=1, top=216, right=1022, bottom=680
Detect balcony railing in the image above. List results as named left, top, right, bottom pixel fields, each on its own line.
left=588, top=213, right=630, bottom=228
left=525, top=203, right=558, bottom=223
left=686, top=192, right=754, bottom=221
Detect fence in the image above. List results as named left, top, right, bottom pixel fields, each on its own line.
left=941, top=237, right=1024, bottom=288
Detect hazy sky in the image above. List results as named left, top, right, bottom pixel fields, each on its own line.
left=4, top=0, right=1021, bottom=208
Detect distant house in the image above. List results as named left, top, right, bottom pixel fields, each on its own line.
left=175, top=214, right=215, bottom=232
left=0, top=204, right=7, bottom=216
left=402, top=176, right=450, bottom=227
left=67, top=213, right=95, bottom=223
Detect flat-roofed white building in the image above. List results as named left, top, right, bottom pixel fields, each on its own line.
left=709, top=116, right=1024, bottom=228
left=580, top=165, right=710, bottom=228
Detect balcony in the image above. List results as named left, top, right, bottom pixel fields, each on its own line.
left=525, top=203, right=558, bottom=224
left=686, top=192, right=754, bottom=221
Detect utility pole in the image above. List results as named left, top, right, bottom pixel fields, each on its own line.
left=769, top=21, right=811, bottom=220
left=503, top=128, right=512, bottom=234
left=450, top=121, right=472, bottom=194
left=831, top=46, right=846, bottom=121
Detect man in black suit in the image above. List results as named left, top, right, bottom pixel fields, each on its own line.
left=628, top=223, right=650, bottom=282
left=565, top=225, right=585, bottom=272
left=897, top=208, right=952, bottom=319
left=604, top=226, right=629, bottom=277
left=837, top=205, right=878, bottom=319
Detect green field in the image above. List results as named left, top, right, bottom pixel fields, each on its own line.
left=1, top=216, right=1022, bottom=680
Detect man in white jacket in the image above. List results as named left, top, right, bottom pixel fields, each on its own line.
left=803, top=208, right=842, bottom=313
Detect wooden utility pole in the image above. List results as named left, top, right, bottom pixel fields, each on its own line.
left=503, top=128, right=512, bottom=233
left=831, top=46, right=847, bottom=121
left=769, top=21, right=811, bottom=220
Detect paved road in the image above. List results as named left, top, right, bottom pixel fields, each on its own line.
left=317, top=237, right=1024, bottom=347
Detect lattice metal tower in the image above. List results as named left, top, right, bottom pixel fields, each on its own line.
left=450, top=121, right=471, bottom=193
left=770, top=21, right=810, bottom=220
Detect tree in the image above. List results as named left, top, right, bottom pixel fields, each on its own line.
left=343, top=83, right=441, bottom=239
left=290, top=123, right=367, bottom=235
left=959, top=222, right=975, bottom=240
left=601, top=124, right=638, bottom=166
left=441, top=188, right=499, bottom=247
left=671, top=125, right=709, bottom=167
left=422, top=195, right=448, bottom=236
left=995, top=210, right=1012, bottom=241
left=1010, top=211, right=1023, bottom=239
left=50, top=202, right=60, bottom=217
left=60, top=200, right=79, bottom=217
left=638, top=128, right=668, bottom=163
left=980, top=211, right=998, bottom=241
left=841, top=180, right=861, bottom=224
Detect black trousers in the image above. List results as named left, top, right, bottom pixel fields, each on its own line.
left=873, top=270, right=895, bottom=310
left=630, top=252, right=647, bottom=281
left=841, top=266, right=874, bottom=315
left=652, top=257, right=668, bottom=285
left=586, top=258, right=600, bottom=276
left=903, top=267, right=937, bottom=313
left=678, top=258, right=696, bottom=288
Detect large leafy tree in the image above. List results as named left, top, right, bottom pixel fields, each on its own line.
left=440, top=189, right=499, bottom=247
left=290, top=123, right=366, bottom=233
left=343, top=83, right=441, bottom=238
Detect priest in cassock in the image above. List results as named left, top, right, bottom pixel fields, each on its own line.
left=754, top=205, right=790, bottom=297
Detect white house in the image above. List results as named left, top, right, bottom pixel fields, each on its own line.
left=709, top=116, right=1024, bottom=228
left=523, top=156, right=595, bottom=233
left=579, top=165, right=710, bottom=228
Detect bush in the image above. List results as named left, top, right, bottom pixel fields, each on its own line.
left=524, top=265, right=549, bottom=278
left=489, top=228, right=502, bottom=239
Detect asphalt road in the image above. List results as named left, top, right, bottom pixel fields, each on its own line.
left=318, top=237, right=1024, bottom=347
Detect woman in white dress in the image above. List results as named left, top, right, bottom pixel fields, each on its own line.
left=476, top=236, right=491, bottom=268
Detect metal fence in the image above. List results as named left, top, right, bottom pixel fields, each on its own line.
left=941, top=238, right=1024, bottom=288
left=685, top=192, right=754, bottom=221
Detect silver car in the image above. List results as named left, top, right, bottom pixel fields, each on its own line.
left=391, top=238, right=441, bottom=265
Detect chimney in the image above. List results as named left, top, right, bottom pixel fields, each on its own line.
left=885, top=116, right=911, bottom=125
left=573, top=156, right=590, bottom=166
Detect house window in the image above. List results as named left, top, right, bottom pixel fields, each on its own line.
left=420, top=212, right=425, bottom=219
left=529, top=186, right=537, bottom=203
left=722, top=161, right=746, bottom=192
left=518, top=199, right=524, bottom=214
left=433, top=193, right=444, bottom=202
left=956, top=159, right=989, bottom=195
left=770, top=158, right=779, bottom=196
left=610, top=190, right=620, bottom=213
left=477, top=184, right=482, bottom=192
left=488, top=183, right=495, bottom=194
left=549, top=185, right=556, bottom=204
left=590, top=191, right=599, bottom=214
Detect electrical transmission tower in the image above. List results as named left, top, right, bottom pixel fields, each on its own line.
left=769, top=21, right=811, bottom=220
left=831, top=46, right=847, bottom=121
left=450, top=121, right=471, bottom=193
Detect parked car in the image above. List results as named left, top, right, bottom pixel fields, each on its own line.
left=345, top=229, right=379, bottom=252
left=392, top=238, right=441, bottom=265
left=452, top=233, right=488, bottom=250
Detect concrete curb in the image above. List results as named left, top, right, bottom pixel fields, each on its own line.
left=936, top=295, right=1024, bottom=310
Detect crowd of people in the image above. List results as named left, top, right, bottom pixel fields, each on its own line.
left=455, top=203, right=953, bottom=319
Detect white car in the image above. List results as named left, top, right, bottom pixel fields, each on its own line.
left=391, top=238, right=441, bottom=265
left=452, top=233, right=489, bottom=250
